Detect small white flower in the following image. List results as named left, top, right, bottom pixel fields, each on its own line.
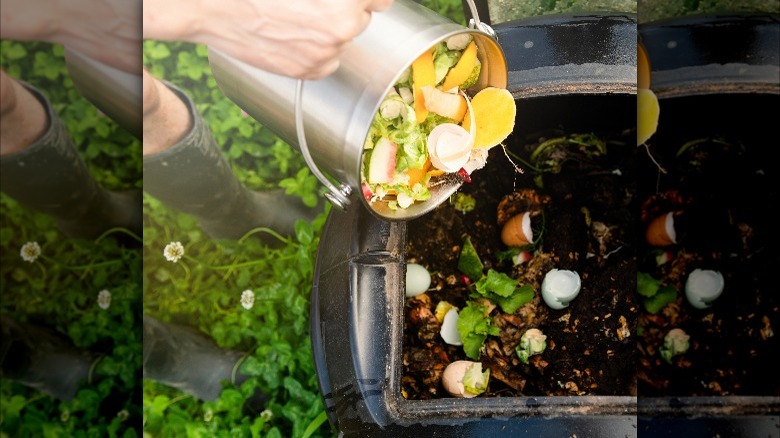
left=163, top=241, right=185, bottom=263
left=203, top=409, right=213, bottom=422
left=117, top=409, right=129, bottom=422
left=260, top=409, right=273, bottom=422
left=97, top=289, right=112, bottom=310
left=240, top=290, right=255, bottom=310
left=20, top=241, right=41, bottom=263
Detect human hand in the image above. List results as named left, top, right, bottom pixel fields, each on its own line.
left=144, top=0, right=394, bottom=80
left=0, top=70, right=48, bottom=155
left=0, top=0, right=141, bottom=74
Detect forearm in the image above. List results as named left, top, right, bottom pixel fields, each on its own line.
left=0, top=0, right=58, bottom=41
left=143, top=0, right=210, bottom=42
left=2, top=0, right=141, bottom=73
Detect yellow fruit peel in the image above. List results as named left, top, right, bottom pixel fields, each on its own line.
left=440, top=41, right=478, bottom=91
left=462, top=87, right=516, bottom=149
left=637, top=88, right=659, bottom=146
left=638, top=43, right=651, bottom=90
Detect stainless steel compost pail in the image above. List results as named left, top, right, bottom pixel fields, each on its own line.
left=208, top=0, right=507, bottom=220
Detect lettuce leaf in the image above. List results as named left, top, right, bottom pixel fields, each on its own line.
left=457, top=301, right=499, bottom=360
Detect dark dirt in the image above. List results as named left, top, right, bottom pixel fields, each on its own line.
left=401, top=126, right=638, bottom=399
left=635, top=94, right=780, bottom=397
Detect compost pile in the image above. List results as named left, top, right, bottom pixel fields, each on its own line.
left=402, top=127, right=638, bottom=399
left=636, top=134, right=779, bottom=397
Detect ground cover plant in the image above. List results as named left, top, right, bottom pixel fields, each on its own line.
left=1, top=40, right=143, bottom=437
left=141, top=38, right=330, bottom=437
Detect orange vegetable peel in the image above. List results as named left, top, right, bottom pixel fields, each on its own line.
left=440, top=41, right=478, bottom=91
left=412, top=50, right=436, bottom=124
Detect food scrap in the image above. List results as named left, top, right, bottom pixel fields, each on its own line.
left=361, top=34, right=516, bottom=210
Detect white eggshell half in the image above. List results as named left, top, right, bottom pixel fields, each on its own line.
left=541, top=269, right=581, bottom=310
left=440, top=308, right=463, bottom=346
left=405, top=263, right=432, bottom=297
left=685, top=268, right=724, bottom=309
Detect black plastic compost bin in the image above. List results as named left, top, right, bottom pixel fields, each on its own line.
left=311, top=12, right=638, bottom=437
left=636, top=14, right=780, bottom=437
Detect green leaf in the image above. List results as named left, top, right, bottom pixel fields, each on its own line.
left=637, top=272, right=661, bottom=297
left=461, top=332, right=487, bottom=360
left=295, top=220, right=313, bottom=245
left=492, top=284, right=534, bottom=313
left=150, top=395, right=170, bottom=417
left=302, top=411, right=328, bottom=438
left=457, top=236, right=483, bottom=281
left=93, top=268, right=108, bottom=288
left=238, top=122, right=253, bottom=138
left=475, top=269, right=517, bottom=297
left=642, top=285, right=678, bottom=314
left=42, top=423, right=65, bottom=438
left=4, top=395, right=27, bottom=418
left=456, top=302, right=498, bottom=360
left=5, top=42, right=27, bottom=60
left=236, top=269, right=251, bottom=288
left=146, top=41, right=171, bottom=60
left=496, top=247, right=521, bottom=264
left=266, top=427, right=283, bottom=438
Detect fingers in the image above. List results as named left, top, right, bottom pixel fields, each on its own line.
left=367, top=0, right=394, bottom=12
left=302, top=58, right=342, bottom=80
left=193, top=0, right=393, bottom=81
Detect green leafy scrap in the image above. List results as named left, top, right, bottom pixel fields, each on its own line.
left=457, top=236, right=484, bottom=281
left=637, top=272, right=678, bottom=313
left=450, top=192, right=476, bottom=214
left=492, top=285, right=535, bottom=314
left=637, top=271, right=662, bottom=297
left=473, top=269, right=535, bottom=313
left=643, top=285, right=678, bottom=314
left=496, top=247, right=521, bottom=264
left=475, top=269, right=517, bottom=297
left=456, top=302, right=500, bottom=360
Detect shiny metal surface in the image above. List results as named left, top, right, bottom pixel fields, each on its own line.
left=64, top=48, right=142, bottom=139
left=208, top=0, right=507, bottom=221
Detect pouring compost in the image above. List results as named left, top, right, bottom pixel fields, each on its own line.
left=208, top=0, right=509, bottom=220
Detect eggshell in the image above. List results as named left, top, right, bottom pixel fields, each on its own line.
left=541, top=269, right=581, bottom=310
left=646, top=212, right=676, bottom=247
left=501, top=212, right=532, bottom=247
left=685, top=269, right=724, bottom=309
left=405, top=263, right=431, bottom=297
left=442, top=360, right=479, bottom=398
left=440, top=308, right=463, bottom=346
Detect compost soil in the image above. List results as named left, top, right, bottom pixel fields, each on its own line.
left=402, top=127, right=638, bottom=399
left=634, top=105, right=780, bottom=398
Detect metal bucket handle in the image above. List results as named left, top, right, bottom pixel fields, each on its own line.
left=294, top=0, right=495, bottom=211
